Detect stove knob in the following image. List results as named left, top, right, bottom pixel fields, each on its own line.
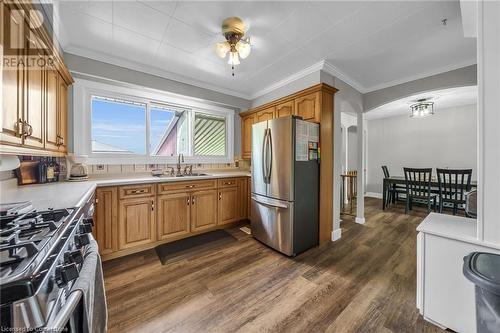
left=80, top=223, right=93, bottom=234
left=75, top=234, right=90, bottom=248
left=64, top=249, right=84, bottom=265
left=84, top=217, right=94, bottom=226
left=56, top=263, right=79, bottom=287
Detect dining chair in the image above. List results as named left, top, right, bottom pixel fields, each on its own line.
left=381, top=166, right=405, bottom=206
left=403, top=167, right=437, bottom=214
left=436, top=168, right=472, bottom=215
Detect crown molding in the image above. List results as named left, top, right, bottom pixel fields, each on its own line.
left=320, top=60, right=367, bottom=93
left=249, top=60, right=326, bottom=100
left=63, top=45, right=253, bottom=100
left=363, top=59, right=477, bottom=93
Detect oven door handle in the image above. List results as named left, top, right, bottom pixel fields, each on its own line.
left=44, top=290, right=83, bottom=333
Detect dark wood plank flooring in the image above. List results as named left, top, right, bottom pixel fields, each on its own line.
left=103, top=198, right=445, bottom=333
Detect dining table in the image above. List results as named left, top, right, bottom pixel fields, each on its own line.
left=382, top=176, right=478, bottom=210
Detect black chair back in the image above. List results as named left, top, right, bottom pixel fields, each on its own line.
left=382, top=165, right=390, bottom=178
left=436, top=168, right=472, bottom=202
left=404, top=167, right=433, bottom=197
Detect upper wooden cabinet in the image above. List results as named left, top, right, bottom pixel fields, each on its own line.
left=241, top=113, right=255, bottom=160
left=0, top=1, right=73, bottom=156
left=276, top=101, right=295, bottom=118
left=239, top=84, right=335, bottom=160
left=295, top=92, right=320, bottom=123
left=256, top=107, right=276, bottom=123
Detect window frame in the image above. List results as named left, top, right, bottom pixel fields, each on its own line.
left=73, top=78, right=235, bottom=165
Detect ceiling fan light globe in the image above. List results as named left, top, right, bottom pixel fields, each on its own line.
left=236, top=41, right=251, bottom=59
left=228, top=52, right=240, bottom=65
left=215, top=42, right=230, bottom=58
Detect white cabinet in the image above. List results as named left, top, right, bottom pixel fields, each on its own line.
left=416, top=214, right=500, bottom=332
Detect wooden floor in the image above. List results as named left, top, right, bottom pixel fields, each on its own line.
left=103, top=198, right=446, bottom=333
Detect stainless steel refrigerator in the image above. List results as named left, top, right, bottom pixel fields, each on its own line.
left=251, top=116, right=319, bottom=256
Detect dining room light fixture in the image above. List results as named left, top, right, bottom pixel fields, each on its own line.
left=214, top=17, right=251, bottom=76
left=410, top=98, right=435, bottom=118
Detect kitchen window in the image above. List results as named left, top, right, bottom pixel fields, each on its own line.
left=74, top=78, right=234, bottom=164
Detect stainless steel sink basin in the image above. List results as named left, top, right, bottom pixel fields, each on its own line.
left=155, top=173, right=209, bottom=178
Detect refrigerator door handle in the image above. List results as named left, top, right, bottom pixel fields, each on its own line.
left=262, top=128, right=269, bottom=184
left=251, top=196, right=289, bottom=209
left=267, top=128, right=273, bottom=184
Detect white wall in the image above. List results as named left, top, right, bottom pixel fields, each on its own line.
left=366, top=104, right=477, bottom=194
left=347, top=126, right=358, bottom=171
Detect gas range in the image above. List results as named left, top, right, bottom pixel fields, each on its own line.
left=0, top=194, right=95, bottom=331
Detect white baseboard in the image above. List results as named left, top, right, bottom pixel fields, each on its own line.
left=355, top=217, right=366, bottom=224
left=331, top=228, right=342, bottom=241
left=366, top=192, right=383, bottom=199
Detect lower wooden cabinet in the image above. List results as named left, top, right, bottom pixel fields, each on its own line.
left=191, top=189, right=218, bottom=232
left=118, top=197, right=155, bottom=250
left=157, top=192, right=191, bottom=240
left=94, top=187, right=118, bottom=255
left=94, top=177, right=250, bottom=260
left=218, top=186, right=239, bottom=225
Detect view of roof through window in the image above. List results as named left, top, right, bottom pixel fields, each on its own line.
left=194, top=113, right=226, bottom=156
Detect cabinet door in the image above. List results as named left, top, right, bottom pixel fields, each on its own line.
left=256, top=106, right=275, bottom=123
left=295, top=92, right=320, bottom=123
left=118, top=197, right=155, bottom=250
left=276, top=101, right=294, bottom=118
left=191, top=189, right=218, bottom=232
left=241, top=114, right=255, bottom=160
left=57, top=75, right=68, bottom=152
left=218, top=186, right=239, bottom=225
left=157, top=192, right=191, bottom=241
left=236, top=178, right=248, bottom=220
left=1, top=4, right=23, bottom=146
left=45, top=69, right=59, bottom=151
left=247, top=177, right=252, bottom=219
left=24, top=45, right=44, bottom=149
left=94, top=187, right=118, bottom=255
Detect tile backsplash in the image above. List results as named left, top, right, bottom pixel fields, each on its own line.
left=89, top=162, right=239, bottom=175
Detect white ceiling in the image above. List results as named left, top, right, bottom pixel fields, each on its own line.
left=365, top=85, right=477, bottom=120
left=55, top=1, right=477, bottom=99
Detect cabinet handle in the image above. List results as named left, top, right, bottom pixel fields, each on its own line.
left=185, top=185, right=195, bottom=188
left=151, top=200, right=154, bottom=211
left=219, top=192, right=222, bottom=201
left=187, top=198, right=190, bottom=206
left=131, top=189, right=145, bottom=194
left=192, top=196, right=195, bottom=205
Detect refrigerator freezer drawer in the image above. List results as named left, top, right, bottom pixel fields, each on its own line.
left=251, top=194, right=293, bottom=256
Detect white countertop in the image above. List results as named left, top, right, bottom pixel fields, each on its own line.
left=415, top=212, right=498, bottom=249
left=1, top=171, right=251, bottom=211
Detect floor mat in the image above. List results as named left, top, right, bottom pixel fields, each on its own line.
left=155, top=229, right=237, bottom=265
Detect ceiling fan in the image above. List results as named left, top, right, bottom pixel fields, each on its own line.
left=214, top=17, right=251, bottom=76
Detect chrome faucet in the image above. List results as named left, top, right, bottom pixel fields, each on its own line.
left=176, top=153, right=184, bottom=175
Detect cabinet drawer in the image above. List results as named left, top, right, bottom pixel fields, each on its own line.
left=217, top=178, right=238, bottom=188
left=158, top=179, right=217, bottom=194
left=119, top=184, right=155, bottom=199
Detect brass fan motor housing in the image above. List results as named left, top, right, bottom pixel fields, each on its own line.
left=222, top=17, right=245, bottom=50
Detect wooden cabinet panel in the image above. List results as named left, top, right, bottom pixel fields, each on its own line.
left=241, top=114, right=255, bottom=160
left=295, top=92, right=320, bottom=123
left=45, top=69, right=59, bottom=151
left=236, top=178, right=248, bottom=220
left=57, top=75, right=68, bottom=152
left=276, top=100, right=294, bottom=118
left=256, top=107, right=275, bottom=123
left=158, top=179, right=216, bottom=194
left=217, top=178, right=237, bottom=188
left=247, top=177, right=252, bottom=219
left=119, top=184, right=155, bottom=199
left=157, top=192, right=191, bottom=240
left=191, top=189, right=218, bottom=232
left=24, top=58, right=44, bottom=148
left=1, top=4, right=23, bottom=146
left=118, top=198, right=155, bottom=250
left=218, top=186, right=238, bottom=225
left=94, top=187, right=118, bottom=255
